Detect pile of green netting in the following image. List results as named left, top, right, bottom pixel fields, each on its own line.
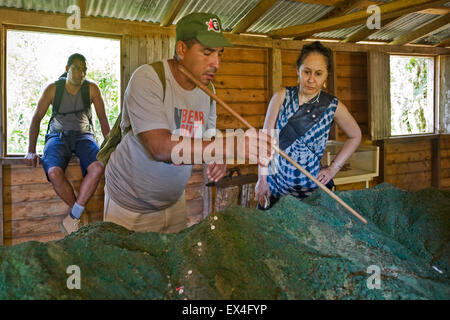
left=0, top=183, right=448, bottom=299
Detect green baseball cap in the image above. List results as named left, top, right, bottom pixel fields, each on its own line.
left=176, top=12, right=233, bottom=48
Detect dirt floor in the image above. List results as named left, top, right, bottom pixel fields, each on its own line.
left=0, top=183, right=448, bottom=299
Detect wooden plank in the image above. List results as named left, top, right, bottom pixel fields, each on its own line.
left=334, top=51, right=367, bottom=66
left=3, top=164, right=86, bottom=186
left=215, top=186, right=240, bottom=213
left=4, top=180, right=105, bottom=205
left=3, top=194, right=104, bottom=221
left=389, top=14, right=450, bottom=46
left=386, top=150, right=432, bottom=163
left=436, top=38, right=450, bottom=47
left=385, top=171, right=432, bottom=190
left=213, top=75, right=267, bottom=89
left=385, top=139, right=431, bottom=153
left=241, top=183, right=258, bottom=208
left=385, top=161, right=431, bottom=175
left=217, top=115, right=266, bottom=130
left=78, top=0, right=86, bottom=18
left=269, top=47, right=282, bottom=96
left=431, top=136, right=441, bottom=188
left=368, top=51, right=390, bottom=140
left=232, top=0, right=278, bottom=34
left=216, top=103, right=267, bottom=116
left=215, top=89, right=267, bottom=103
left=217, top=62, right=267, bottom=76
left=221, top=48, right=268, bottom=64
left=121, top=35, right=131, bottom=102
left=3, top=214, right=66, bottom=238
left=269, top=0, right=435, bottom=38
left=160, top=0, right=186, bottom=27
left=4, top=232, right=65, bottom=246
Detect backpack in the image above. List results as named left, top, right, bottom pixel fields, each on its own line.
left=97, top=61, right=214, bottom=166
left=47, top=78, right=93, bottom=134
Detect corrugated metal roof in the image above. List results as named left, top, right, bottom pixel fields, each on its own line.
left=86, top=0, right=171, bottom=23
left=0, top=0, right=448, bottom=45
left=415, top=26, right=450, bottom=44
left=368, top=13, right=442, bottom=41
left=313, top=24, right=366, bottom=39
left=0, top=0, right=77, bottom=13
left=247, top=0, right=332, bottom=34
left=173, top=0, right=261, bottom=30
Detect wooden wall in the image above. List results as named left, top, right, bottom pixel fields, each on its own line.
left=2, top=163, right=103, bottom=245
left=441, top=135, right=450, bottom=189
left=383, top=139, right=433, bottom=191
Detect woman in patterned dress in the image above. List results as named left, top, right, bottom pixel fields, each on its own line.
left=255, top=41, right=362, bottom=210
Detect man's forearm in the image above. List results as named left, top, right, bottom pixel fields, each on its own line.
left=99, top=118, right=111, bottom=138
left=28, top=118, right=41, bottom=153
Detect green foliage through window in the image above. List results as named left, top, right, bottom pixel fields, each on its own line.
left=390, top=56, right=434, bottom=136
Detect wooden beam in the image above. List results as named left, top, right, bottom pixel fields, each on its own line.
left=435, top=37, right=450, bottom=47
left=418, top=7, right=450, bottom=15
left=0, top=8, right=175, bottom=37
left=389, top=13, right=450, bottom=45
left=268, top=47, right=282, bottom=97
left=343, top=0, right=449, bottom=43
left=78, top=0, right=86, bottom=18
left=231, top=0, right=278, bottom=34
left=293, top=0, right=384, bottom=6
left=322, top=0, right=367, bottom=19
left=295, top=0, right=367, bottom=40
left=160, top=0, right=186, bottom=27
left=342, top=17, right=397, bottom=43
left=431, top=136, right=441, bottom=188
left=269, top=0, right=437, bottom=38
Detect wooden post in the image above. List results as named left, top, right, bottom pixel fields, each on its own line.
left=269, top=47, right=282, bottom=98
left=431, top=135, right=441, bottom=188
left=368, top=51, right=391, bottom=140
left=328, top=50, right=338, bottom=140
left=0, top=25, right=4, bottom=245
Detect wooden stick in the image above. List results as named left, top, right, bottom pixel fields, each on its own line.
left=178, top=65, right=368, bottom=224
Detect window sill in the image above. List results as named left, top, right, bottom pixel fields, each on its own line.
left=385, top=133, right=440, bottom=142
left=1, top=156, right=80, bottom=166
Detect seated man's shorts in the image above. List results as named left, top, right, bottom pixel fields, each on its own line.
left=41, top=132, right=100, bottom=181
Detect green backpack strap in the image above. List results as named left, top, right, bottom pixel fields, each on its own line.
left=97, top=61, right=214, bottom=166
left=97, top=62, right=167, bottom=166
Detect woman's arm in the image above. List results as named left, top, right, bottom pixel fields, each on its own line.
left=317, top=100, right=362, bottom=185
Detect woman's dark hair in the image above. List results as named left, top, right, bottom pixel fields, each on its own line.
left=59, top=53, right=87, bottom=79
left=296, top=41, right=332, bottom=72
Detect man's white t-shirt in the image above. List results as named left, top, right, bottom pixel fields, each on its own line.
left=105, top=60, right=216, bottom=214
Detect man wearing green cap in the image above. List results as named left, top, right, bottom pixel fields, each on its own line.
left=103, top=13, right=273, bottom=233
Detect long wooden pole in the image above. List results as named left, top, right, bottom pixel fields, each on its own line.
left=178, top=65, right=368, bottom=224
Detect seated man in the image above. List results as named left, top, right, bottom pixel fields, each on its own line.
left=24, top=53, right=111, bottom=235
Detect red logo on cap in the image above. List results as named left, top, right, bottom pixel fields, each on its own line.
left=206, top=19, right=220, bottom=32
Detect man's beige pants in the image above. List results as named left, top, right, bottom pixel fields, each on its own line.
left=103, top=188, right=187, bottom=234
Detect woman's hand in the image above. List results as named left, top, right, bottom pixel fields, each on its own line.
left=317, top=163, right=340, bottom=185
left=255, top=177, right=271, bottom=208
